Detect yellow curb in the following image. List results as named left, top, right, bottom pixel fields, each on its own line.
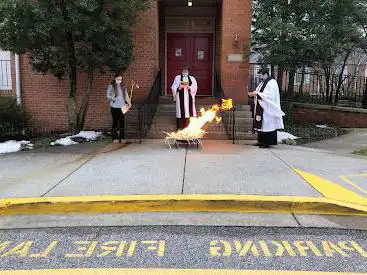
left=0, top=268, right=362, bottom=275
left=1, top=194, right=367, bottom=216
left=294, top=169, right=367, bottom=207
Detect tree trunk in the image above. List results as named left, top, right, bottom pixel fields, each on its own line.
left=67, top=58, right=77, bottom=133
left=77, top=69, right=94, bottom=131
left=270, top=64, right=275, bottom=78
left=60, top=0, right=78, bottom=133
left=335, top=51, right=351, bottom=104
left=363, top=78, right=367, bottom=109
left=299, top=66, right=306, bottom=94
left=287, top=67, right=296, bottom=98
left=277, top=65, right=284, bottom=91
left=322, top=66, right=331, bottom=103
left=325, top=73, right=331, bottom=103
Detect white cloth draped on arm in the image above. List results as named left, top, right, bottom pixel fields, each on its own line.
left=188, top=76, right=198, bottom=97
left=256, top=79, right=285, bottom=131
left=171, top=76, right=181, bottom=101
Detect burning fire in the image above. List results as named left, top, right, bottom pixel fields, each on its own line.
left=165, top=99, right=233, bottom=141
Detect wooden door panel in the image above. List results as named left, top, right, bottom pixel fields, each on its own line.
left=167, top=33, right=213, bottom=96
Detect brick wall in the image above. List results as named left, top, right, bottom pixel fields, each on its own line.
left=20, top=55, right=69, bottom=131
left=220, top=0, right=251, bottom=104
left=19, top=0, right=159, bottom=132
left=159, top=4, right=165, bottom=93
left=292, top=103, right=367, bottom=127
left=215, top=3, right=222, bottom=73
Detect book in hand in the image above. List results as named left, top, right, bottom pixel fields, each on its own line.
left=181, top=76, right=189, bottom=86
left=121, top=103, right=131, bottom=115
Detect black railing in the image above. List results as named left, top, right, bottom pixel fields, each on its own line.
left=137, top=71, right=161, bottom=143
left=214, top=71, right=236, bottom=144
left=250, top=64, right=367, bottom=108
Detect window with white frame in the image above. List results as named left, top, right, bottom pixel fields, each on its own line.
left=0, top=50, right=12, bottom=90
left=295, top=67, right=311, bottom=85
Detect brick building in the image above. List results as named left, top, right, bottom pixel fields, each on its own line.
left=0, top=0, right=252, bottom=132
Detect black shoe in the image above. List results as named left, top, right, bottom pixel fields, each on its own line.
left=259, top=145, right=270, bottom=148
left=253, top=143, right=262, bottom=146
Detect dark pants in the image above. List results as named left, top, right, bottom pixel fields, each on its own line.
left=111, top=107, right=125, bottom=140
left=177, top=118, right=190, bottom=130
left=249, top=98, right=256, bottom=134
left=258, top=130, right=278, bottom=146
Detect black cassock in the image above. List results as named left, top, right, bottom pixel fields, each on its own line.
left=253, top=77, right=278, bottom=146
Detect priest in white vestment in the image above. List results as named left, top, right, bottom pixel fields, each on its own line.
left=248, top=68, right=285, bottom=148
left=171, top=66, right=198, bottom=130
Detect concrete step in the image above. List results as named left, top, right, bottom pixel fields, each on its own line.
left=234, top=105, right=251, bottom=111
left=157, top=104, right=251, bottom=112
left=159, top=96, right=220, bottom=105
left=236, top=133, right=257, bottom=140
left=129, top=118, right=252, bottom=128
left=154, top=110, right=176, bottom=117
left=157, top=105, right=176, bottom=111
left=234, top=117, right=253, bottom=123
left=151, top=118, right=176, bottom=125
left=234, top=111, right=252, bottom=118
left=155, top=109, right=251, bottom=116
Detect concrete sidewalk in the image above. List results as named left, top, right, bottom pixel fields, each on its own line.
left=0, top=139, right=366, bottom=216
left=1, top=141, right=320, bottom=197
left=304, top=128, right=367, bottom=155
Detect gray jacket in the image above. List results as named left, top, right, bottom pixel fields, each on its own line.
left=106, top=84, right=131, bottom=108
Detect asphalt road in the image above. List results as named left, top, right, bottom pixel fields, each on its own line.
left=0, top=226, right=366, bottom=273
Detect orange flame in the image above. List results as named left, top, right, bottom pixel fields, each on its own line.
left=165, top=99, right=233, bottom=140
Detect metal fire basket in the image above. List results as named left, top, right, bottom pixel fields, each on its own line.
left=165, top=138, right=202, bottom=150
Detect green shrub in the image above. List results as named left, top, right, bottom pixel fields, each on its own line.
left=0, top=96, right=29, bottom=131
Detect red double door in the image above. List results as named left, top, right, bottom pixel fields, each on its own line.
left=167, top=33, right=214, bottom=96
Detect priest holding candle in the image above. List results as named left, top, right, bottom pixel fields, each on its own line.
left=171, top=66, right=198, bottom=130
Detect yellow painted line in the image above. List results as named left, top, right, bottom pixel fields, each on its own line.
left=294, top=169, right=367, bottom=207
left=0, top=194, right=367, bottom=216
left=340, top=173, right=367, bottom=177
left=340, top=176, right=367, bottom=195
left=0, top=269, right=363, bottom=275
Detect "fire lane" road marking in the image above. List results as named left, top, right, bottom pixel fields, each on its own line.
left=0, top=268, right=365, bottom=275
left=0, top=239, right=366, bottom=258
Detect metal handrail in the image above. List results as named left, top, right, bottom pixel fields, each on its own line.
left=137, top=71, right=162, bottom=143
left=214, top=71, right=236, bottom=144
